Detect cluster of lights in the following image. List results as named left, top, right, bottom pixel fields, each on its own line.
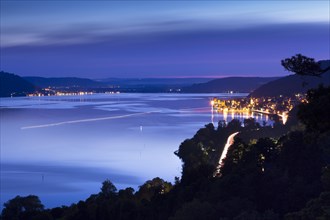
left=210, top=94, right=306, bottom=124
left=105, top=91, right=121, bottom=94
left=27, top=90, right=121, bottom=97
left=55, top=91, right=94, bottom=96
left=28, top=91, right=95, bottom=97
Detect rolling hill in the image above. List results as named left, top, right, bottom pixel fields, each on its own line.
left=0, top=71, right=37, bottom=97
left=182, top=77, right=279, bottom=93
left=24, top=76, right=106, bottom=88
left=249, top=60, right=330, bottom=97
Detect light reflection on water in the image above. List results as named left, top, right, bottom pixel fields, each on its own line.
left=1, top=93, right=262, bottom=208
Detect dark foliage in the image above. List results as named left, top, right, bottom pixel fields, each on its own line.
left=297, top=85, right=330, bottom=133
left=1, top=195, right=46, bottom=220
left=281, top=54, right=325, bottom=77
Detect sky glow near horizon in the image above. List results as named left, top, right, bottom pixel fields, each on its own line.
left=1, top=1, right=329, bottom=78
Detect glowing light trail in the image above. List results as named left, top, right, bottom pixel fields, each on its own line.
left=21, top=111, right=159, bottom=130
left=214, top=132, right=239, bottom=176
left=178, top=107, right=210, bottom=112
left=219, top=132, right=239, bottom=166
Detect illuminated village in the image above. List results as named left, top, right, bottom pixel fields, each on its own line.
left=210, top=94, right=307, bottom=124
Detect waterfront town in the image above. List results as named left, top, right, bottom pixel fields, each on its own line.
left=26, top=88, right=120, bottom=97
left=210, top=94, right=307, bottom=124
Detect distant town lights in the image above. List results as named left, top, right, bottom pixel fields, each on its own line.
left=211, top=95, right=306, bottom=125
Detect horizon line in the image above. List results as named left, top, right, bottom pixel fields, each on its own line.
left=15, top=74, right=286, bottom=80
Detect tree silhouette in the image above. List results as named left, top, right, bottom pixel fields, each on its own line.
left=137, top=177, right=172, bottom=201
left=1, top=195, right=45, bottom=220
left=100, top=179, right=117, bottom=198
left=281, top=54, right=325, bottom=77
left=297, top=85, right=330, bottom=133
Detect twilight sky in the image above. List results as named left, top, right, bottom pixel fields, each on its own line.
left=1, top=1, right=329, bottom=78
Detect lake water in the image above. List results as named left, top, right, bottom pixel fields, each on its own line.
left=1, top=93, right=268, bottom=208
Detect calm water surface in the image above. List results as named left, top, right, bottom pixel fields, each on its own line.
left=1, top=93, right=266, bottom=208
